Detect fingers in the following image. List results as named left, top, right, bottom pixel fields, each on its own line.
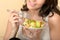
left=8, top=9, right=25, bottom=27
left=9, top=14, right=19, bottom=23
left=7, top=10, right=20, bottom=27
left=22, top=27, right=42, bottom=39
left=22, top=27, right=33, bottom=38
left=7, top=9, right=19, bottom=19
left=11, top=13, right=19, bottom=17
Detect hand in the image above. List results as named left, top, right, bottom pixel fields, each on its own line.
left=7, top=9, right=19, bottom=27
left=7, top=9, right=24, bottom=27
left=22, top=26, right=42, bottom=40
left=7, top=9, right=25, bottom=38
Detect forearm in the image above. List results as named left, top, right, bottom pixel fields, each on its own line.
left=3, top=21, right=12, bottom=40
left=3, top=21, right=18, bottom=40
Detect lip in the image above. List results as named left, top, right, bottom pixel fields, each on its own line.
left=28, top=2, right=36, bottom=7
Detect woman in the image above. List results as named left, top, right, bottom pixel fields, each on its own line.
left=4, top=0, right=60, bottom=40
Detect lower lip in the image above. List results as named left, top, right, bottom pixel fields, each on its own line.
left=28, top=2, right=35, bottom=7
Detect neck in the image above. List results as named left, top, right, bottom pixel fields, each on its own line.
left=28, top=9, right=40, bottom=15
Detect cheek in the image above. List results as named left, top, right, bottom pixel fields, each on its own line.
left=37, top=0, right=45, bottom=6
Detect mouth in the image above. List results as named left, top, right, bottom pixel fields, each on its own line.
left=28, top=1, right=36, bottom=7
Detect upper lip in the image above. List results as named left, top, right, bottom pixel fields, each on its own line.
left=29, top=2, right=36, bottom=6
left=29, top=0, right=36, bottom=4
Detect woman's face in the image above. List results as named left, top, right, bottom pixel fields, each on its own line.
left=26, top=0, right=46, bottom=10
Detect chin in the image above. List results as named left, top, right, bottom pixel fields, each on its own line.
left=28, top=8, right=35, bottom=10
left=27, top=6, right=37, bottom=10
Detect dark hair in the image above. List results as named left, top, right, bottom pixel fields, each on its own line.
left=21, top=0, right=60, bottom=17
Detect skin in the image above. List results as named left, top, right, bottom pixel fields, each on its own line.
left=48, top=12, right=60, bottom=40
left=3, top=0, right=60, bottom=40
